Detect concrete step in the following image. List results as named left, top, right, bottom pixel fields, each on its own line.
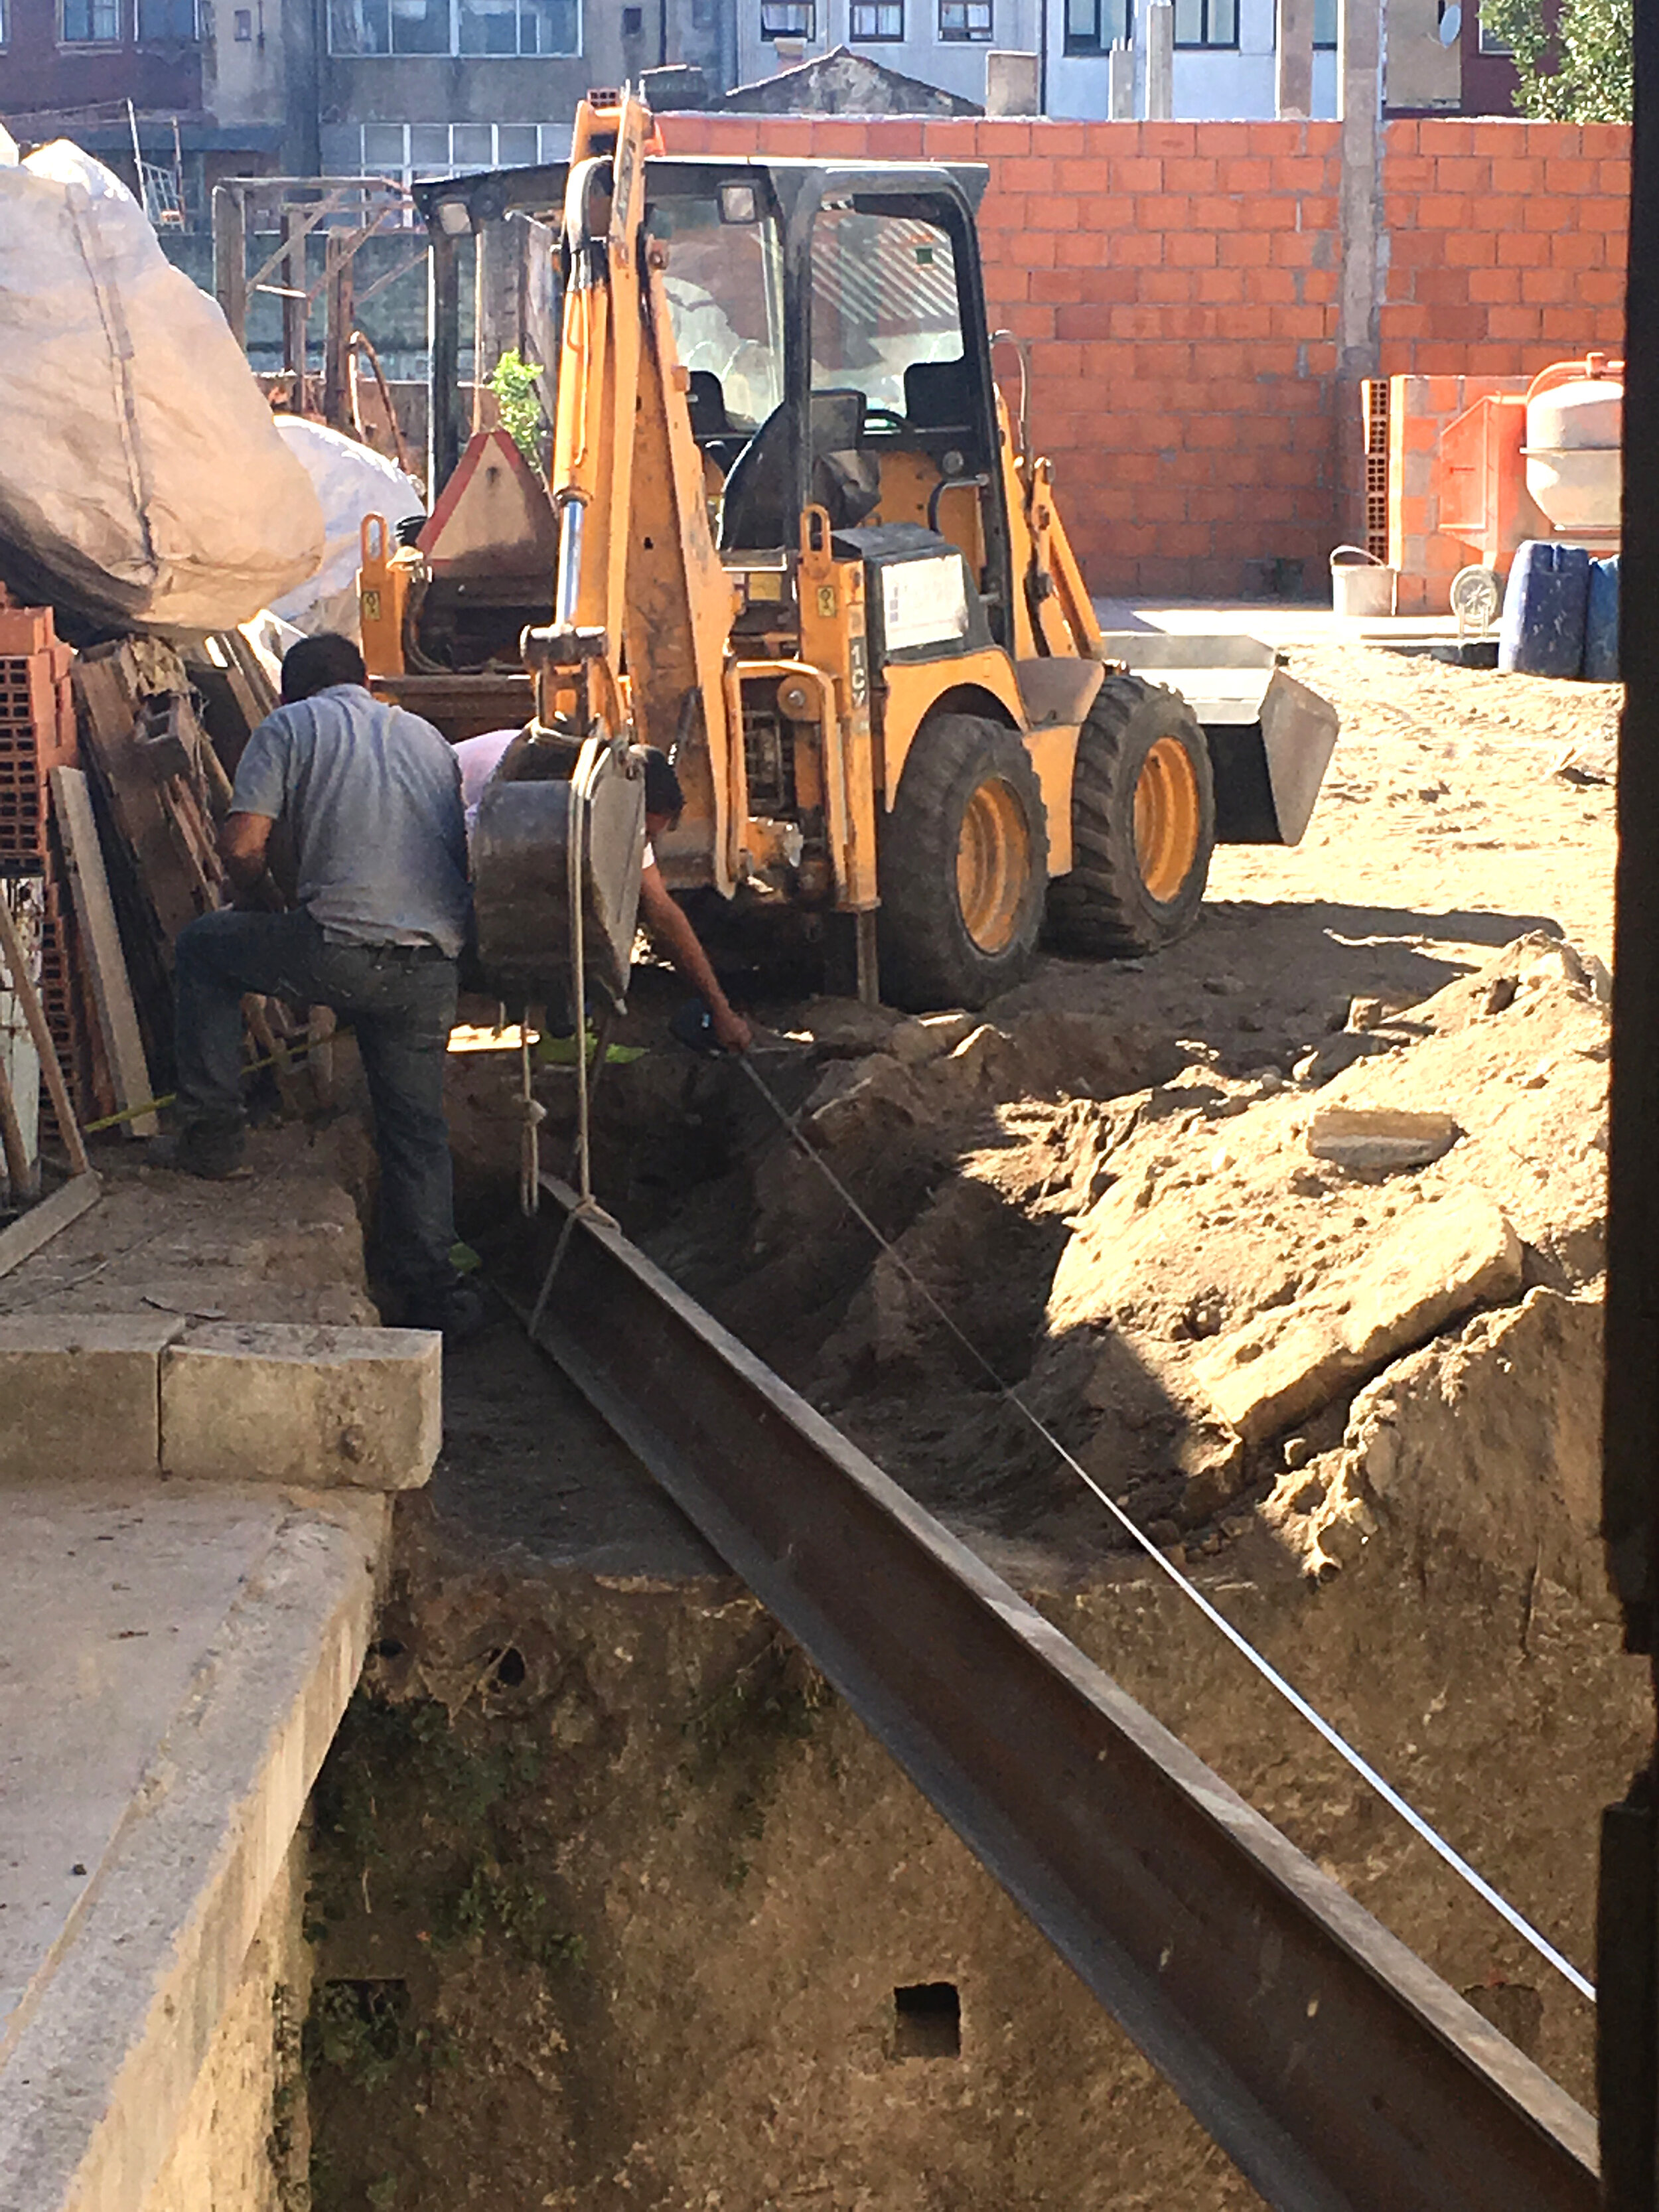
left=0, top=1480, right=388, bottom=2212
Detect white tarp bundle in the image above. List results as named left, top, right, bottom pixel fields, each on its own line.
left=0, top=133, right=325, bottom=630
left=269, top=417, right=424, bottom=642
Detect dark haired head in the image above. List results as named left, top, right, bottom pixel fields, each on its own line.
left=641, top=746, right=684, bottom=827
left=281, top=632, right=368, bottom=704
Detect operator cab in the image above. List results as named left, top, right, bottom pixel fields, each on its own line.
left=413, top=155, right=1014, bottom=660
left=644, top=159, right=1013, bottom=651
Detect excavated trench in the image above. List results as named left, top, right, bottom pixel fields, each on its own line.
left=297, top=938, right=1642, bottom=2211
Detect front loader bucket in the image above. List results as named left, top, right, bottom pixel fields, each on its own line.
left=1098, top=632, right=1339, bottom=846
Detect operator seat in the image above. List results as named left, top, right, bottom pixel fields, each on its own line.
left=685, top=370, right=749, bottom=474
left=903, top=355, right=977, bottom=433
left=719, top=388, right=881, bottom=550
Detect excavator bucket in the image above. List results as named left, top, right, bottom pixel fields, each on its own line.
left=1098, top=632, right=1340, bottom=846
left=471, top=745, right=646, bottom=1005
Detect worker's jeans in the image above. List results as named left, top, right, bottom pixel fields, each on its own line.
left=173, top=908, right=459, bottom=1297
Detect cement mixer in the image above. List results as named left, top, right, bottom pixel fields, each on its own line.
left=1523, top=352, right=1623, bottom=538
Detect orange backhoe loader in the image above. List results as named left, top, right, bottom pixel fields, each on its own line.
left=360, top=89, right=1336, bottom=1013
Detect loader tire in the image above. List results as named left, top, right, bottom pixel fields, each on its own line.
left=877, top=713, right=1048, bottom=1013
left=1045, top=672, right=1214, bottom=957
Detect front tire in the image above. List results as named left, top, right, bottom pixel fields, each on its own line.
left=877, top=712, right=1048, bottom=1012
left=1046, top=673, right=1215, bottom=957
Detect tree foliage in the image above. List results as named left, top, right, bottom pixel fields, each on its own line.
left=488, top=349, right=544, bottom=466
left=1479, top=0, right=1632, bottom=122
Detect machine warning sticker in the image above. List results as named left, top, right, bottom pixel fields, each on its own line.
left=881, top=555, right=969, bottom=653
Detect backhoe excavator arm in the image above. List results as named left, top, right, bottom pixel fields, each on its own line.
left=523, top=92, right=653, bottom=741
left=520, top=90, right=741, bottom=893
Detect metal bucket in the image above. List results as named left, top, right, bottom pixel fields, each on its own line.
left=1330, top=546, right=1397, bottom=619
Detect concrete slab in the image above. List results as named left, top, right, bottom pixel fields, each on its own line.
left=0, top=1314, right=183, bottom=1483
left=1094, top=595, right=1465, bottom=651
left=0, top=1479, right=388, bottom=2212
left=161, top=1322, right=441, bottom=1491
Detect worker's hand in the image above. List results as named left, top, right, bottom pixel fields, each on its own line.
left=710, top=1003, right=753, bottom=1055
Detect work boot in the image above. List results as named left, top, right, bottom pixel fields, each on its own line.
left=403, top=1276, right=490, bottom=1347
left=160, top=1116, right=248, bottom=1179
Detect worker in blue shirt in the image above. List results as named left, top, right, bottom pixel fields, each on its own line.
left=169, top=632, right=483, bottom=1342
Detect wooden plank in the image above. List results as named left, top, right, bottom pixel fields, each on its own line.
left=0, top=883, right=91, bottom=1175
left=0, top=1170, right=100, bottom=1284
left=0, top=1043, right=35, bottom=1201
left=49, top=768, right=157, bottom=1140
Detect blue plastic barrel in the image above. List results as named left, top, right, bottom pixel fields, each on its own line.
left=1583, top=555, right=1620, bottom=683
left=1498, top=541, right=1591, bottom=677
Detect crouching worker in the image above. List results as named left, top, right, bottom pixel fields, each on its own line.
left=170, top=632, right=484, bottom=1341
left=636, top=749, right=752, bottom=1056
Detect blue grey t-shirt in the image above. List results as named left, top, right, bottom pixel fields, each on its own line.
left=232, top=684, right=470, bottom=958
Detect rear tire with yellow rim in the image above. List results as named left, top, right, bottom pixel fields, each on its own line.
left=1045, top=674, right=1214, bottom=957
left=878, top=711, right=1048, bottom=1012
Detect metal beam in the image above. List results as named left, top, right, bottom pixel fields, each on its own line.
left=530, top=1175, right=1599, bottom=2212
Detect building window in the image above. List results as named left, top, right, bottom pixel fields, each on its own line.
left=328, top=0, right=577, bottom=53
left=1174, top=0, right=1236, bottom=42
left=137, top=0, right=197, bottom=35
left=334, top=119, right=569, bottom=183
left=760, top=0, right=814, bottom=37
left=1312, top=0, right=1333, bottom=44
left=1064, top=0, right=1129, bottom=51
left=1476, top=2, right=1511, bottom=52
left=850, top=0, right=901, bottom=32
left=0, top=0, right=9, bottom=40
left=939, top=0, right=990, bottom=35
left=60, top=0, right=121, bottom=38
left=622, top=0, right=641, bottom=24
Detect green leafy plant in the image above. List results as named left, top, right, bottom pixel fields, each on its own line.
left=489, top=350, right=545, bottom=466
left=1480, top=0, right=1631, bottom=121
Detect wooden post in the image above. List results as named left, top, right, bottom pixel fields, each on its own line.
left=212, top=184, right=248, bottom=348
left=281, top=206, right=309, bottom=382
left=322, top=229, right=357, bottom=432
left=49, top=768, right=157, bottom=1142
left=473, top=215, right=526, bottom=429
left=0, top=891, right=91, bottom=1176
left=429, top=226, right=466, bottom=496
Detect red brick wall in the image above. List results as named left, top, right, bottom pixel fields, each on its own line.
left=1380, top=120, right=1628, bottom=373
left=657, top=112, right=1628, bottom=602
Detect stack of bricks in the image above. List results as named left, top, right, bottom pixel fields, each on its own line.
left=1385, top=372, right=1542, bottom=615
left=655, top=111, right=1628, bottom=601
left=0, top=607, right=96, bottom=1128
left=1380, top=121, right=1628, bottom=376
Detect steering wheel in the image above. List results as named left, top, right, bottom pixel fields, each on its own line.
left=861, top=407, right=906, bottom=433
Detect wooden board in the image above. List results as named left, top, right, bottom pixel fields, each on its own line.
left=0, top=1169, right=100, bottom=1283
left=49, top=767, right=157, bottom=1140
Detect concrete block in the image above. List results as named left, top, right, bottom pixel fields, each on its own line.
left=1196, top=1189, right=1522, bottom=1441
left=1307, top=1104, right=1460, bottom=1169
left=0, top=1313, right=182, bottom=1481
left=161, top=1323, right=441, bottom=1490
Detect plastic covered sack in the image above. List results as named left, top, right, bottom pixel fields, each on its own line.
left=269, top=417, right=424, bottom=642
left=0, top=137, right=325, bottom=630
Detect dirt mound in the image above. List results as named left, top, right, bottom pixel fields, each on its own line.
left=1017, top=935, right=1606, bottom=1556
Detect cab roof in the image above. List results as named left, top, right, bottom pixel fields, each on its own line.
left=411, top=153, right=989, bottom=230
